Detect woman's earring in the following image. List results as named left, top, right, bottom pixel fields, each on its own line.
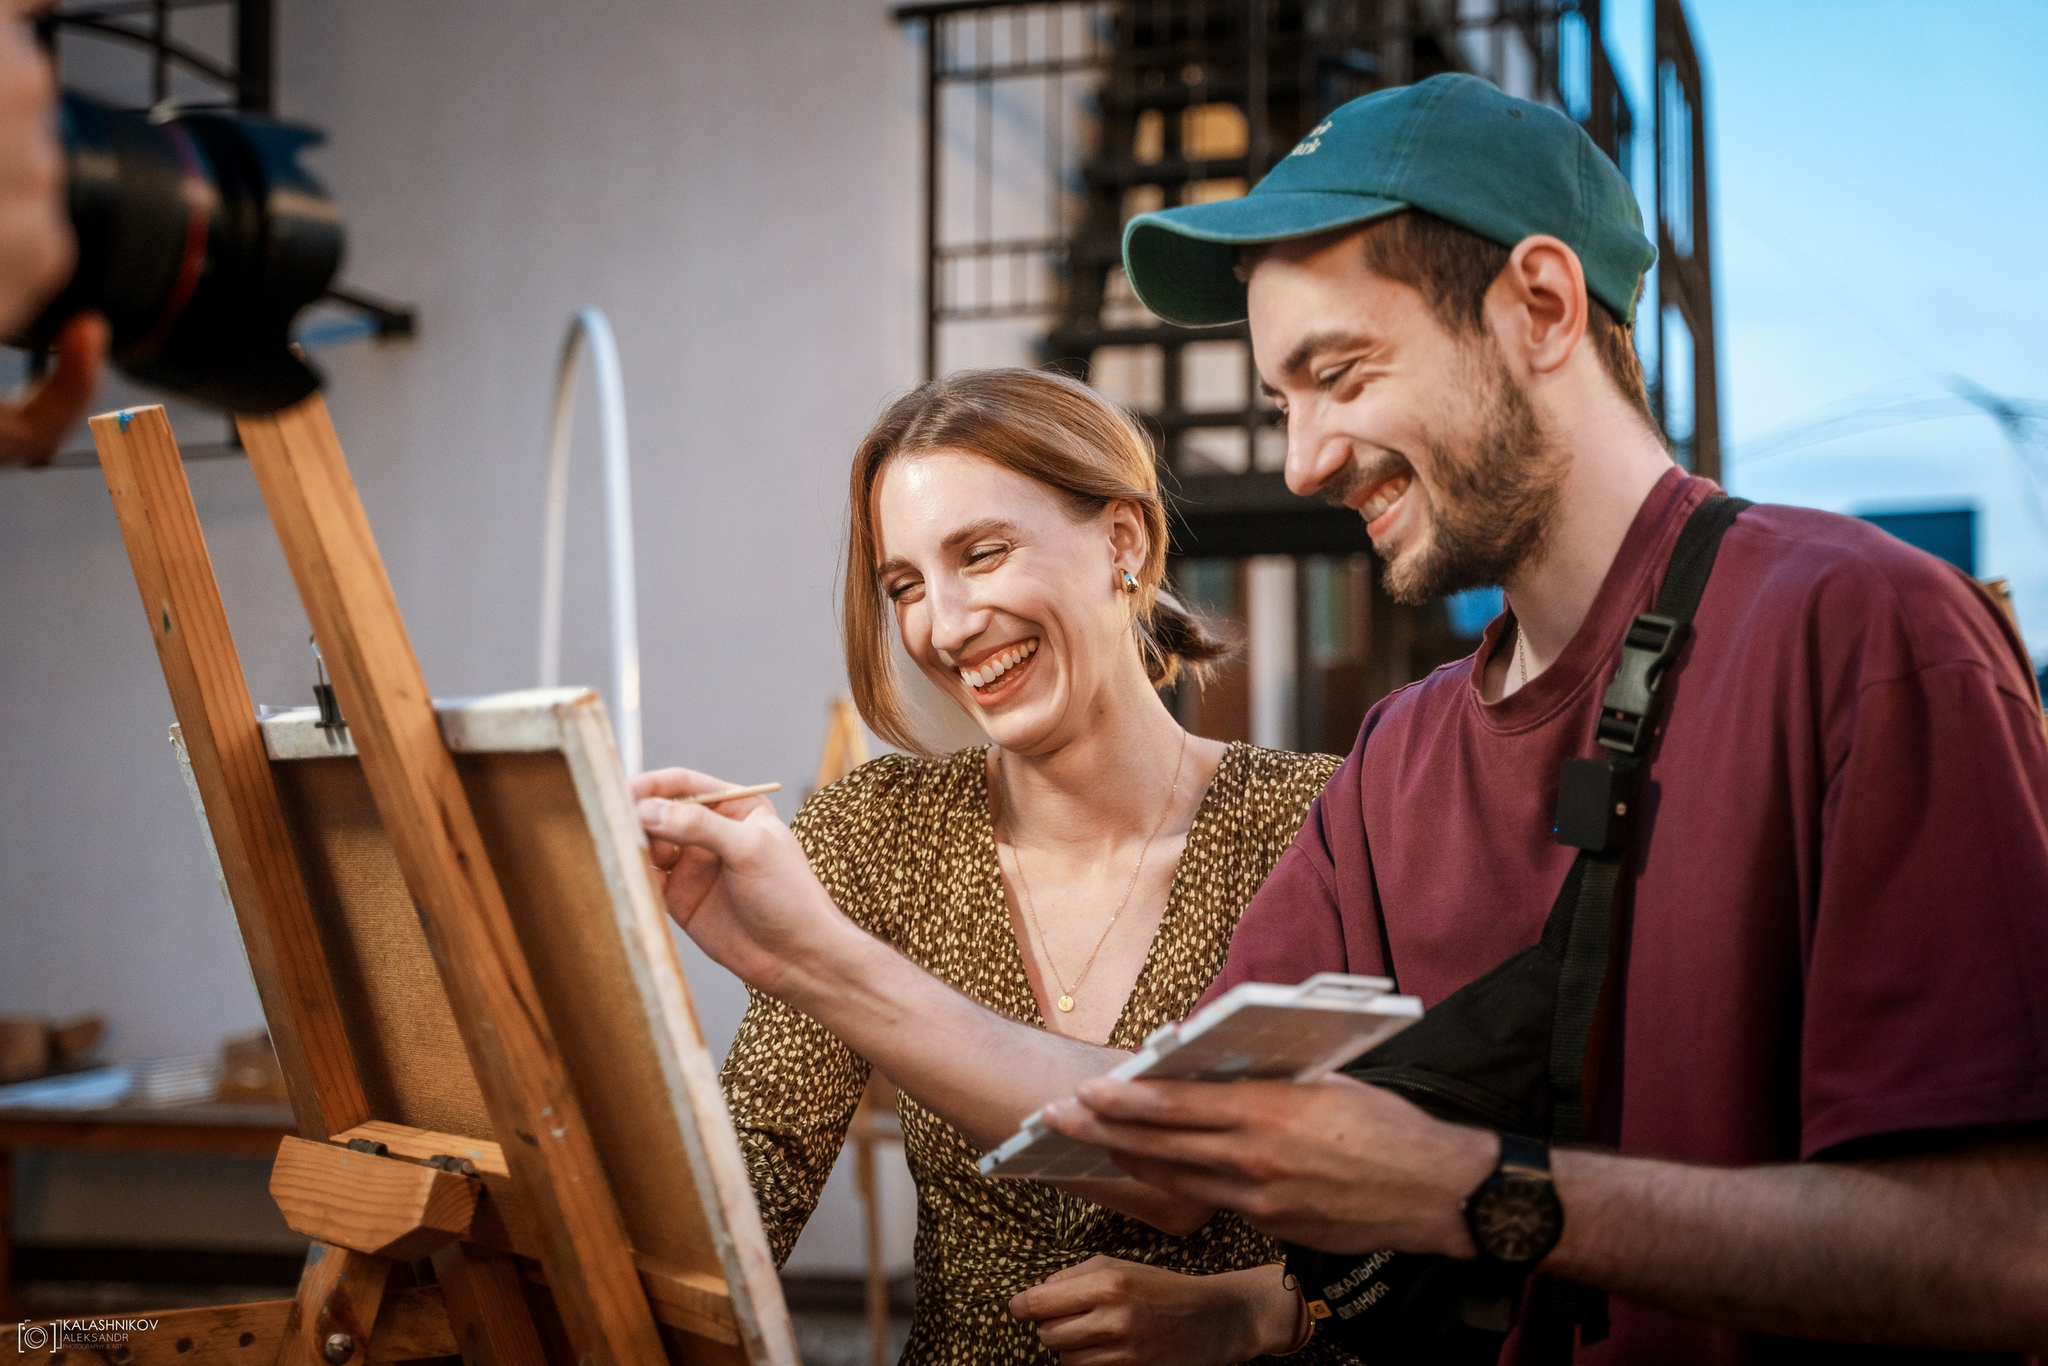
left=1122, top=571, right=1138, bottom=595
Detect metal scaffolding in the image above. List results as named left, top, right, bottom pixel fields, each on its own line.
left=894, top=0, right=1715, bottom=496
left=40, top=0, right=275, bottom=113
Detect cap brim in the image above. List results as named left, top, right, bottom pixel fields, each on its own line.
left=1122, top=191, right=1409, bottom=326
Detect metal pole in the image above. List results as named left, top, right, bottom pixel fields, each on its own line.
left=1245, top=0, right=1266, bottom=462
left=923, top=17, right=941, bottom=380
left=538, top=308, right=643, bottom=776
left=236, top=0, right=275, bottom=113
left=151, top=0, right=168, bottom=104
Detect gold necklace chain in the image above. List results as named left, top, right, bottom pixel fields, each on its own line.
left=1513, top=622, right=1529, bottom=692
left=1000, top=729, right=1189, bottom=1014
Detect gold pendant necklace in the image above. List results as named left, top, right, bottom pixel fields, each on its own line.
left=1001, top=729, right=1189, bottom=1014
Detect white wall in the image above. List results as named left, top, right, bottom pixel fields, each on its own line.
left=2, top=0, right=924, bottom=1275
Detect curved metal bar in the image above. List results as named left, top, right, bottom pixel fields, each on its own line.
left=538, top=308, right=642, bottom=776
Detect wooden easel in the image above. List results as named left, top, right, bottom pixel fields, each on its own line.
left=20, top=398, right=798, bottom=1366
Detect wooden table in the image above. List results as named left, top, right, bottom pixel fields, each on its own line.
left=0, top=1100, right=296, bottom=1319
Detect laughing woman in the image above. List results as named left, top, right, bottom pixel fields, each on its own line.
left=641, top=369, right=1345, bottom=1365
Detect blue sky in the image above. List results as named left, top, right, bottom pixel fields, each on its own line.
left=1605, top=0, right=2048, bottom=665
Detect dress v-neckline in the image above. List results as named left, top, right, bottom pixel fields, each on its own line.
left=974, top=742, right=1242, bottom=1047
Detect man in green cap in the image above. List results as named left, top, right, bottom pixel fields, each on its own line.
left=1045, top=71, right=2048, bottom=1358
left=639, top=73, right=2048, bottom=1359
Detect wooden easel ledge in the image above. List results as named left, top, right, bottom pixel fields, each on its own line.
left=268, top=1121, right=743, bottom=1347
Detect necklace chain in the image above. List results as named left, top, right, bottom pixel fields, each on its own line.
left=1000, top=729, right=1189, bottom=1014
left=1513, top=621, right=1529, bottom=693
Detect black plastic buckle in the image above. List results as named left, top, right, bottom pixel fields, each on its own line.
left=1594, top=613, right=1686, bottom=755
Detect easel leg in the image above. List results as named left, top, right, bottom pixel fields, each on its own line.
left=431, top=1244, right=547, bottom=1366
left=855, top=1136, right=887, bottom=1366
left=280, top=1243, right=390, bottom=1366
left=90, top=405, right=370, bottom=1140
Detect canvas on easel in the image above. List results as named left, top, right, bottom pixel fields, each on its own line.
left=30, top=398, right=798, bottom=1366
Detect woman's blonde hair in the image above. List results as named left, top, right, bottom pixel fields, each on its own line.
left=844, top=368, right=1233, bottom=752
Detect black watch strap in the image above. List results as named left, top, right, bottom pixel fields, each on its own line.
left=1464, top=1132, right=1564, bottom=1271
left=1498, top=1133, right=1550, bottom=1176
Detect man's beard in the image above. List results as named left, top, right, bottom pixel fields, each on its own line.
left=1354, top=347, right=1563, bottom=606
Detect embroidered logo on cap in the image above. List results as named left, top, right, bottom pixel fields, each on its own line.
left=1288, top=119, right=1333, bottom=157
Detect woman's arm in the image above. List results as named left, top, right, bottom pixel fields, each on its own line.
left=641, top=766, right=1121, bottom=1138
left=638, top=767, right=1217, bottom=1235
left=719, top=984, right=871, bottom=1264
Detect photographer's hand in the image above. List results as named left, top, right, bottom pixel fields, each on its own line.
left=0, top=311, right=105, bottom=466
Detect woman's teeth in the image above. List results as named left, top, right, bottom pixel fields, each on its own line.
left=1358, top=472, right=1412, bottom=524
left=960, top=638, right=1038, bottom=690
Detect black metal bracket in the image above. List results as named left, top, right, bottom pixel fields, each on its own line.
left=320, top=286, right=417, bottom=343
left=311, top=635, right=346, bottom=733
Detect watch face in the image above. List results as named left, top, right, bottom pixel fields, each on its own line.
left=1471, top=1175, right=1562, bottom=1264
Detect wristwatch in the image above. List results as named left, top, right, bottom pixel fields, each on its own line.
left=1462, top=1133, right=1564, bottom=1268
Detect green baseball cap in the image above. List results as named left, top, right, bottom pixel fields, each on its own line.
left=1121, top=73, right=1655, bottom=327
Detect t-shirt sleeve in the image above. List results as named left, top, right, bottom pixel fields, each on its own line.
left=1801, top=644, right=2048, bottom=1157
left=1198, top=738, right=1388, bottom=1011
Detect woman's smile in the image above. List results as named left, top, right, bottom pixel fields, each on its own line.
left=958, top=636, right=1041, bottom=705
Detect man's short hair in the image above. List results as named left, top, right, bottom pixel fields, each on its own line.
left=1241, top=211, right=1657, bottom=427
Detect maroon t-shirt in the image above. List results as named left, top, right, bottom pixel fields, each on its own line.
left=1207, top=468, right=2048, bottom=1363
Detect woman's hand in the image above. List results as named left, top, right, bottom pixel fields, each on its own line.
left=1006, top=1257, right=1305, bottom=1365
left=633, top=767, right=853, bottom=1000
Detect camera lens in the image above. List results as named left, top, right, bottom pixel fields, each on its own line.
left=20, top=91, right=343, bottom=414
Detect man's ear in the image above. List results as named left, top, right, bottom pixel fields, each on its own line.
left=1489, top=235, right=1588, bottom=379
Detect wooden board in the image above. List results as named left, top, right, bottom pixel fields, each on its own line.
left=173, top=690, right=795, bottom=1365
left=0, top=1103, right=294, bottom=1155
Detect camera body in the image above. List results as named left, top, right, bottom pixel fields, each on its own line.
left=20, top=91, right=343, bottom=414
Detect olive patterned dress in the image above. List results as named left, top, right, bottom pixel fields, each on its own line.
left=717, top=742, right=1353, bottom=1366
